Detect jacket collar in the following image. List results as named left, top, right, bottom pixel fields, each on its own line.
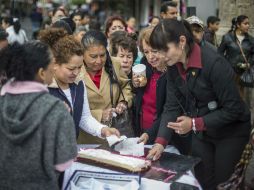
left=48, top=77, right=79, bottom=89
left=78, top=65, right=108, bottom=95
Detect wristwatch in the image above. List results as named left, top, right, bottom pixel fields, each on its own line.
left=192, top=118, right=197, bottom=134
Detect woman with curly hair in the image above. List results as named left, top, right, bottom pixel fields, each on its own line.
left=38, top=28, right=119, bottom=140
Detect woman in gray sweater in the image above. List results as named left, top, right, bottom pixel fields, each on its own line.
left=0, top=41, right=77, bottom=190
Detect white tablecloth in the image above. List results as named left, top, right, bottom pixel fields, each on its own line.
left=62, top=145, right=202, bottom=190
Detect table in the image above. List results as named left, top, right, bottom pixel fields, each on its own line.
left=62, top=145, right=202, bottom=190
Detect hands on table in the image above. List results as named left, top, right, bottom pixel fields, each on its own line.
left=145, top=116, right=192, bottom=161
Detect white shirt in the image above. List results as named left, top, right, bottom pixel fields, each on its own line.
left=6, top=26, right=28, bottom=45
left=62, top=81, right=107, bottom=138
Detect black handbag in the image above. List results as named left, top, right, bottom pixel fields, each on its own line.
left=108, top=68, right=134, bottom=138
left=240, top=67, right=254, bottom=88
left=236, top=39, right=254, bottom=88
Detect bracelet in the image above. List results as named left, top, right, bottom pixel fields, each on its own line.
left=192, top=118, right=197, bottom=134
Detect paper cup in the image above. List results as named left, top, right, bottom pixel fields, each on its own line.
left=132, top=64, right=146, bottom=77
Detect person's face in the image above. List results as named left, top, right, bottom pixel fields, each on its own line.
left=73, top=15, right=82, bottom=27
left=52, top=10, right=65, bottom=23
left=0, top=39, right=8, bottom=50
left=238, top=18, right=250, bottom=34
left=1, top=20, right=9, bottom=29
left=191, top=25, right=204, bottom=43
left=37, top=52, right=55, bottom=85
left=150, top=18, right=160, bottom=27
left=116, top=46, right=134, bottom=75
left=127, top=18, right=136, bottom=28
left=83, top=45, right=107, bottom=73
left=54, top=55, right=83, bottom=84
left=108, top=20, right=125, bottom=37
left=160, top=42, right=184, bottom=66
left=82, top=16, right=90, bottom=25
left=74, top=31, right=85, bottom=42
left=161, top=6, right=178, bottom=19
left=142, top=40, right=164, bottom=69
left=209, top=21, right=220, bottom=32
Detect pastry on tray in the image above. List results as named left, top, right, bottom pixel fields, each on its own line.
left=77, top=149, right=151, bottom=172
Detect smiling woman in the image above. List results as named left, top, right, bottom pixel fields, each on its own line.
left=38, top=28, right=120, bottom=141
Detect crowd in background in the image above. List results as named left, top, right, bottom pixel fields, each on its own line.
left=0, top=1, right=254, bottom=190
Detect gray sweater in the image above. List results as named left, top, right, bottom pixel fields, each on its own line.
left=0, top=92, right=77, bottom=190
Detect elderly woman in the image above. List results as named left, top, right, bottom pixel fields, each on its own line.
left=77, top=30, right=133, bottom=144
left=134, top=27, right=190, bottom=155
left=110, top=30, right=138, bottom=78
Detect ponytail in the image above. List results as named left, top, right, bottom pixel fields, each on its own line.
left=13, top=18, right=21, bottom=34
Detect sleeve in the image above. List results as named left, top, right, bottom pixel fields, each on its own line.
left=202, top=57, right=246, bottom=129
left=79, top=82, right=107, bottom=138
left=248, top=38, right=254, bottom=66
left=54, top=102, right=77, bottom=166
left=154, top=72, right=183, bottom=146
left=218, top=35, right=227, bottom=56
left=204, top=31, right=214, bottom=44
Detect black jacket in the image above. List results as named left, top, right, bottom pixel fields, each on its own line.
left=133, top=57, right=167, bottom=143
left=157, top=44, right=251, bottom=142
left=218, top=32, right=254, bottom=73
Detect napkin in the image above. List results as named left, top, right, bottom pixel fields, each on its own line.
left=106, top=135, right=127, bottom=147
left=114, top=137, right=145, bottom=157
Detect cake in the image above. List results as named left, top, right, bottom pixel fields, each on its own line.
left=78, top=149, right=151, bottom=172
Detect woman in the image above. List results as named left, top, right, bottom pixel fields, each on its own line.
left=1, top=17, right=28, bottom=45
left=105, top=16, right=127, bottom=39
left=77, top=30, right=132, bottom=144
left=218, top=15, right=254, bottom=103
left=147, top=19, right=251, bottom=190
left=133, top=26, right=167, bottom=140
left=51, top=7, right=67, bottom=24
left=0, top=41, right=77, bottom=189
left=110, top=30, right=138, bottom=78
left=38, top=28, right=119, bottom=140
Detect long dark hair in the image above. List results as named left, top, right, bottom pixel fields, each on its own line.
left=229, top=15, right=248, bottom=33
left=3, top=17, right=21, bottom=34
left=150, top=19, right=194, bottom=57
left=0, top=41, right=52, bottom=82
left=81, top=30, right=118, bottom=83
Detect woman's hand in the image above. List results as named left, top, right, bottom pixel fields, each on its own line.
left=101, top=127, right=120, bottom=138
left=167, top=116, right=192, bottom=135
left=138, top=133, right=149, bottom=144
left=115, top=102, right=127, bottom=114
left=132, top=74, right=147, bottom=88
left=146, top=143, right=164, bottom=161
left=102, top=108, right=116, bottom=122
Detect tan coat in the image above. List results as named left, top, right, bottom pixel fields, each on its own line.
left=77, top=57, right=133, bottom=144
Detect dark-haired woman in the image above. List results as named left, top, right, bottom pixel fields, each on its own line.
left=1, top=17, right=28, bottom=44
left=0, top=41, right=77, bottom=189
left=147, top=19, right=251, bottom=190
left=218, top=15, right=254, bottom=103
left=77, top=30, right=132, bottom=144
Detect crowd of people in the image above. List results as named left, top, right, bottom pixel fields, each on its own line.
left=0, top=1, right=254, bottom=190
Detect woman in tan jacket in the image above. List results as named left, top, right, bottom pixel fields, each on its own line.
left=77, top=30, right=133, bottom=144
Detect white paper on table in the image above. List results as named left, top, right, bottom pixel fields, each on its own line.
left=70, top=178, right=139, bottom=190
left=114, top=137, right=144, bottom=157
left=106, top=135, right=127, bottom=147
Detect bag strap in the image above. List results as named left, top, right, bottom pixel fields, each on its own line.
left=109, top=65, right=127, bottom=108
left=236, top=39, right=249, bottom=65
